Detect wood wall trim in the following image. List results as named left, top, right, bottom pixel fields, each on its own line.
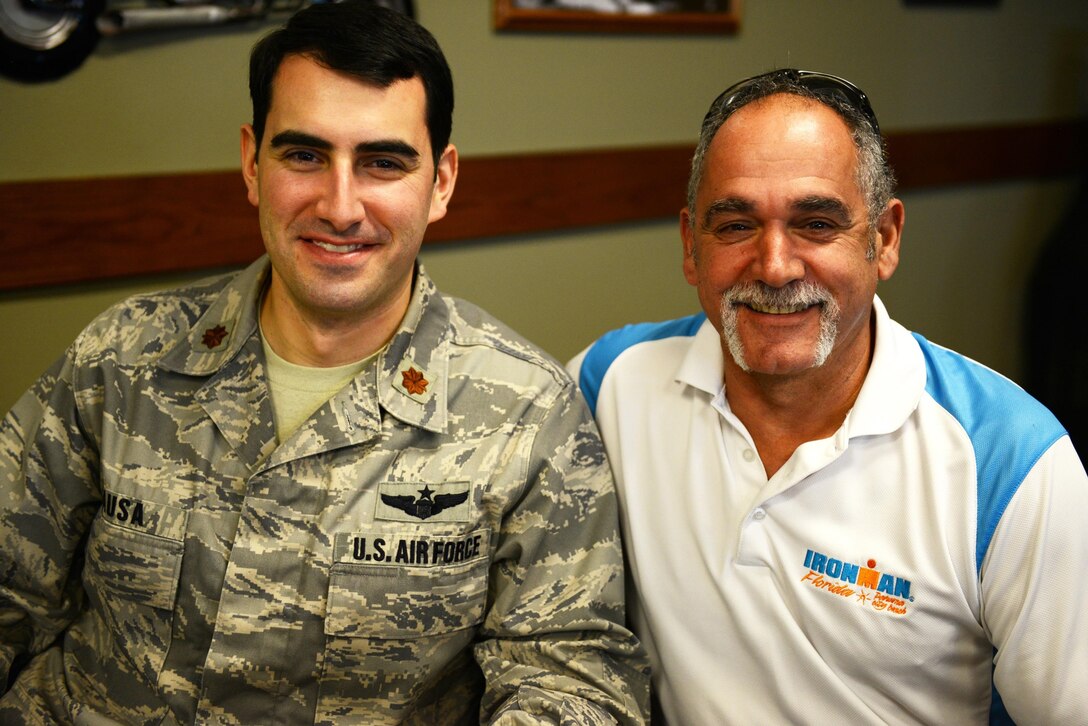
left=1, top=119, right=1084, bottom=292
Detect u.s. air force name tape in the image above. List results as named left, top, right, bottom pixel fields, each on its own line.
left=334, top=529, right=488, bottom=568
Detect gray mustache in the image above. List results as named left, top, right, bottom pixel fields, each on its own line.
left=723, top=281, right=832, bottom=308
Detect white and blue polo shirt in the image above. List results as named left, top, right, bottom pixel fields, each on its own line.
left=569, top=296, right=1087, bottom=725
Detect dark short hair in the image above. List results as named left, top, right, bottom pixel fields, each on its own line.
left=249, top=0, right=453, bottom=170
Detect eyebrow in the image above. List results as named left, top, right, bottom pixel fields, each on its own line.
left=269, top=131, right=421, bottom=162
left=791, top=195, right=852, bottom=223
left=700, top=195, right=855, bottom=229
left=355, top=140, right=421, bottom=161
left=700, top=197, right=754, bottom=229
left=270, top=130, right=332, bottom=151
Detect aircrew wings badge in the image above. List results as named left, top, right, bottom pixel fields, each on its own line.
left=377, top=482, right=471, bottom=523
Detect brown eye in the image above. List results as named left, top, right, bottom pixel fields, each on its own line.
left=286, top=150, right=321, bottom=165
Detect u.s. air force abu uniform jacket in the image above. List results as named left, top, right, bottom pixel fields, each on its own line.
left=0, top=258, right=649, bottom=725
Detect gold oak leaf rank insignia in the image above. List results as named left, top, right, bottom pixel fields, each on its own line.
left=401, top=366, right=429, bottom=395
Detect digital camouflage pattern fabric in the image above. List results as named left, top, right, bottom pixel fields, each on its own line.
left=0, top=258, right=650, bottom=725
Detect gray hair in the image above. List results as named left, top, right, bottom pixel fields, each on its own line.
left=687, top=71, right=896, bottom=234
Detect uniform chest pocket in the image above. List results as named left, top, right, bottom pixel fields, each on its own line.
left=318, top=533, right=490, bottom=720
left=326, top=529, right=490, bottom=640
left=82, top=511, right=185, bottom=688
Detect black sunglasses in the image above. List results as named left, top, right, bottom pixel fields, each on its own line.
left=706, top=69, right=880, bottom=137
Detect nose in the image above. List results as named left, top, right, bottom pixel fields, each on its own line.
left=315, top=161, right=365, bottom=233
left=753, top=224, right=804, bottom=287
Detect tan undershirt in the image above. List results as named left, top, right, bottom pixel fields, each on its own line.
left=260, top=334, right=378, bottom=442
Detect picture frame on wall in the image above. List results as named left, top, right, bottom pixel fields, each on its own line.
left=493, top=0, right=741, bottom=35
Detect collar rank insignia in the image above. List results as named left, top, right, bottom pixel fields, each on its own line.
left=201, top=324, right=229, bottom=349
left=382, top=485, right=468, bottom=520
left=393, top=357, right=434, bottom=402
left=400, top=366, right=429, bottom=395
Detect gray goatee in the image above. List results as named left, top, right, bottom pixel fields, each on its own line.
left=719, top=281, right=841, bottom=372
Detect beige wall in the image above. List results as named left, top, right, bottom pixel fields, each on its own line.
left=1, top=0, right=1086, bottom=412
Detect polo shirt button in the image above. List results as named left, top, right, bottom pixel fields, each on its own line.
left=752, top=509, right=766, bottom=521
left=742, top=449, right=756, bottom=462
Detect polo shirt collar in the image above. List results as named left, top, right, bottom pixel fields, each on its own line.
left=671, top=296, right=924, bottom=440
left=676, top=317, right=727, bottom=398
left=846, top=295, right=926, bottom=437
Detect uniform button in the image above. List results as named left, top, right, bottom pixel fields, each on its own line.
left=752, top=509, right=766, bottom=521
left=743, top=449, right=756, bottom=462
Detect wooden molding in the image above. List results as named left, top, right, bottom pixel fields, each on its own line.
left=0, top=119, right=1084, bottom=292
left=884, top=120, right=1087, bottom=188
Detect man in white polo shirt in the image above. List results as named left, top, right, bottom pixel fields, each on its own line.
left=569, top=69, right=1087, bottom=724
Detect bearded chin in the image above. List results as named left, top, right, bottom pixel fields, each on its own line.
left=719, top=302, right=753, bottom=372
left=718, top=283, right=840, bottom=372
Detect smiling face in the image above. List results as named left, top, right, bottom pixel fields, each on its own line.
left=241, top=53, right=456, bottom=346
left=681, top=94, right=902, bottom=381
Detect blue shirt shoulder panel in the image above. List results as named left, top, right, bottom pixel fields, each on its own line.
left=578, top=313, right=706, bottom=415
left=912, top=333, right=1067, bottom=572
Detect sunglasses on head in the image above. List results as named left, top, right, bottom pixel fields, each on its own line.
left=706, top=69, right=880, bottom=137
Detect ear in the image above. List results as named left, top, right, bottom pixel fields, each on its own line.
left=241, top=124, right=260, bottom=208
left=681, top=207, right=699, bottom=286
left=427, top=144, right=459, bottom=224
left=874, top=198, right=904, bottom=281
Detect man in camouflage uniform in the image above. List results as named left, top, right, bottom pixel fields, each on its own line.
left=0, top=2, right=649, bottom=723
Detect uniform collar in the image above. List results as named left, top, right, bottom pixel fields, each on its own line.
left=160, top=256, right=451, bottom=435
left=375, top=265, right=449, bottom=434
left=159, top=256, right=268, bottom=376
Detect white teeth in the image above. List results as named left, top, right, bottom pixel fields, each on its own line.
left=748, top=301, right=809, bottom=314
left=311, top=240, right=365, bottom=253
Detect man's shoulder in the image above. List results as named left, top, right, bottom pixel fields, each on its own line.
left=912, top=332, right=1068, bottom=517
left=437, top=291, right=571, bottom=391
left=571, top=313, right=707, bottom=414
left=75, top=269, right=242, bottom=363
left=910, top=331, right=1077, bottom=572
left=912, top=332, right=1063, bottom=440
left=585, top=314, right=707, bottom=368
